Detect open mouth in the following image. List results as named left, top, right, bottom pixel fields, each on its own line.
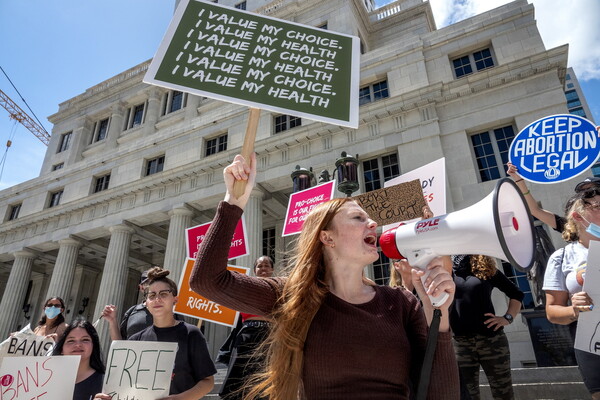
left=364, top=235, right=377, bottom=246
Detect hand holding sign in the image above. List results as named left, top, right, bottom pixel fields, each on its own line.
left=224, top=152, right=257, bottom=208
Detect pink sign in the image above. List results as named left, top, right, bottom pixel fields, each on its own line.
left=283, top=181, right=336, bottom=236
left=186, top=217, right=248, bottom=259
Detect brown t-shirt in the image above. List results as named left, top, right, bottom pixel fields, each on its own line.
left=191, top=201, right=459, bottom=399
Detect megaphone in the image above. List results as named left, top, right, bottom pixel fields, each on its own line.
left=379, top=178, right=535, bottom=307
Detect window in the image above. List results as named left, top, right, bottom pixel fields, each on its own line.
left=359, top=80, right=389, bottom=105
left=91, top=118, right=109, bottom=143
left=48, top=190, right=63, bottom=208
left=502, top=261, right=534, bottom=309
left=94, top=174, right=111, bottom=193
left=570, top=108, right=587, bottom=117
left=471, top=125, right=516, bottom=182
left=57, top=132, right=72, bottom=153
left=565, top=90, right=578, bottom=102
left=235, top=1, right=246, bottom=9
left=145, top=156, right=165, bottom=176
left=8, top=204, right=21, bottom=221
left=317, top=23, right=328, bottom=30
left=452, top=48, right=495, bottom=78
left=362, top=153, right=400, bottom=192
left=52, top=163, right=64, bottom=171
left=205, top=134, right=228, bottom=156
left=566, top=83, right=574, bottom=89
left=592, top=162, right=600, bottom=177
left=372, top=250, right=391, bottom=286
left=274, top=115, right=301, bottom=134
left=125, top=103, right=146, bottom=130
left=263, top=227, right=276, bottom=263
left=161, top=91, right=186, bottom=116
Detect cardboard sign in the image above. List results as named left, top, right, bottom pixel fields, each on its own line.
left=383, top=158, right=446, bottom=228
left=103, top=340, right=178, bottom=400
left=283, top=180, right=336, bottom=236
left=144, top=0, right=360, bottom=128
left=0, top=325, right=54, bottom=362
left=353, top=180, right=427, bottom=226
left=0, top=355, right=79, bottom=400
left=509, top=114, right=600, bottom=183
left=175, top=258, right=249, bottom=327
left=574, top=240, right=600, bottom=355
left=186, top=217, right=248, bottom=260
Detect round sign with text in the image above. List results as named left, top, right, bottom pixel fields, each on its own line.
left=509, top=114, right=599, bottom=183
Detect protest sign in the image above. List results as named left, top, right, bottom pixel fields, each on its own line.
left=186, top=217, right=248, bottom=260
left=144, top=0, right=359, bottom=128
left=0, top=355, right=79, bottom=400
left=353, top=180, right=427, bottom=226
left=509, top=114, right=600, bottom=183
left=575, top=240, right=600, bottom=355
left=175, top=258, right=250, bottom=327
left=0, top=325, right=54, bottom=362
left=103, top=340, right=178, bottom=400
left=383, top=158, right=446, bottom=226
left=283, top=180, right=336, bottom=236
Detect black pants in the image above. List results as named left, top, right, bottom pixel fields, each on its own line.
left=220, top=322, right=270, bottom=400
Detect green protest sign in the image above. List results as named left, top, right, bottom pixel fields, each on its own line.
left=144, top=0, right=359, bottom=128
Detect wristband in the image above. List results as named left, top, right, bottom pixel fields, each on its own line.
left=515, top=178, right=524, bottom=183
left=522, top=190, right=530, bottom=196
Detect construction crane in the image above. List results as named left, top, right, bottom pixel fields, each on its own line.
left=0, top=88, right=50, bottom=145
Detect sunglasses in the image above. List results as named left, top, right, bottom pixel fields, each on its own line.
left=581, top=188, right=600, bottom=199
left=45, top=304, right=62, bottom=308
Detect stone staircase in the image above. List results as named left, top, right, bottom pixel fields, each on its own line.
left=479, top=366, right=590, bottom=400
left=204, top=365, right=590, bottom=399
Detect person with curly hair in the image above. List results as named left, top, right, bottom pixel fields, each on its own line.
left=543, top=190, right=600, bottom=398
left=191, top=153, right=459, bottom=400
left=450, top=254, right=523, bottom=400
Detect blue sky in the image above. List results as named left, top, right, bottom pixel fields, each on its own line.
left=0, top=0, right=598, bottom=190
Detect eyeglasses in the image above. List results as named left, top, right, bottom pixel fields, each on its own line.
left=145, top=289, right=173, bottom=301
left=584, top=201, right=600, bottom=211
left=45, top=304, right=62, bottom=308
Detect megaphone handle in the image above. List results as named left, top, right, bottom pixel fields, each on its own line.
left=420, top=272, right=450, bottom=308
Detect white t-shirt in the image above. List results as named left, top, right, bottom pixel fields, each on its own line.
left=543, top=242, right=587, bottom=295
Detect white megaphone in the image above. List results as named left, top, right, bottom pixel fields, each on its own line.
left=379, top=178, right=535, bottom=307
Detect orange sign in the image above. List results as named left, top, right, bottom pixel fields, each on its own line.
left=175, top=258, right=249, bottom=327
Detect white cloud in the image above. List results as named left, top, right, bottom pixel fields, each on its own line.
left=427, top=0, right=600, bottom=81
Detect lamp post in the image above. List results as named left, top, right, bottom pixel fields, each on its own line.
left=291, top=152, right=360, bottom=197
left=291, top=165, right=315, bottom=193
left=335, top=151, right=360, bottom=197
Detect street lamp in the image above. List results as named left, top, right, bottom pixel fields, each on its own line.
left=335, top=151, right=360, bottom=197
left=291, top=165, right=315, bottom=193
left=291, top=152, right=360, bottom=197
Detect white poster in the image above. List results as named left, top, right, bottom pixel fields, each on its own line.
left=103, top=340, right=178, bottom=399
left=575, top=240, right=600, bottom=354
left=0, top=355, right=79, bottom=399
left=383, top=157, right=446, bottom=231
left=0, top=325, right=54, bottom=363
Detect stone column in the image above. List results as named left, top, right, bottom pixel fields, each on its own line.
left=45, top=238, right=81, bottom=305
left=143, top=88, right=162, bottom=136
left=106, top=102, right=126, bottom=149
left=236, top=189, right=264, bottom=272
left=185, top=94, right=201, bottom=119
left=0, top=250, right=36, bottom=338
left=164, top=207, right=194, bottom=284
left=93, top=225, right=134, bottom=350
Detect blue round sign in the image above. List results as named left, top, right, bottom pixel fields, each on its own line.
left=509, top=114, right=600, bottom=184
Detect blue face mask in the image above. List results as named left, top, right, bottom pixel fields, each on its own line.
left=44, top=306, right=61, bottom=319
left=582, top=216, right=600, bottom=239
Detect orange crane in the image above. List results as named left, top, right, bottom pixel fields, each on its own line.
left=0, top=88, right=50, bottom=146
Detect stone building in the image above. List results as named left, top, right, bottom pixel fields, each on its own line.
left=0, top=0, right=580, bottom=366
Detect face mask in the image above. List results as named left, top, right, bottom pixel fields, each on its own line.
left=44, top=306, right=61, bottom=319
left=581, top=216, right=600, bottom=239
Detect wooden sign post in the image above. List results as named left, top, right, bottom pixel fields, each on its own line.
left=233, top=107, right=260, bottom=198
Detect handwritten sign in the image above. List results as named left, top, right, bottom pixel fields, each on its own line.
left=0, top=355, right=79, bottom=400
left=0, top=325, right=54, bottom=362
left=575, top=240, right=600, bottom=355
left=175, top=258, right=250, bottom=327
left=283, top=180, right=336, bottom=236
left=103, top=341, right=178, bottom=400
left=382, top=158, right=446, bottom=233
left=186, top=217, right=248, bottom=260
left=509, top=114, right=599, bottom=183
left=144, top=0, right=359, bottom=128
left=353, top=180, right=427, bottom=226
